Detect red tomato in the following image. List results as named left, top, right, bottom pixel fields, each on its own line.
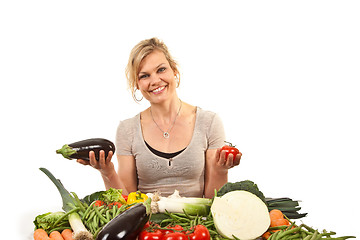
left=138, top=229, right=163, bottom=240
left=188, top=225, right=211, bottom=240
left=162, top=232, right=188, bottom=240
left=221, top=142, right=240, bottom=159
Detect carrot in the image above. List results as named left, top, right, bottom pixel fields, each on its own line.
left=61, top=229, right=74, bottom=240
left=270, top=218, right=290, bottom=227
left=269, top=209, right=284, bottom=220
left=269, top=209, right=290, bottom=226
left=49, top=231, right=64, bottom=240
left=262, top=209, right=292, bottom=239
left=262, top=231, right=271, bottom=239
left=34, top=228, right=50, bottom=240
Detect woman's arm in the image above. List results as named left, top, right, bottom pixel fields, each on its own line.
left=204, top=148, right=228, bottom=198
left=116, top=154, right=138, bottom=195
left=77, top=151, right=137, bottom=194
left=204, top=148, right=242, bottom=198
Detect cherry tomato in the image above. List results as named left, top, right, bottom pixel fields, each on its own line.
left=93, top=200, right=105, bottom=207
left=138, top=229, right=163, bottom=240
left=162, top=232, right=188, bottom=240
left=107, top=201, right=122, bottom=209
left=221, top=141, right=240, bottom=159
left=188, top=225, right=211, bottom=240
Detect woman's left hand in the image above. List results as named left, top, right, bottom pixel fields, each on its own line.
left=215, top=147, right=242, bottom=169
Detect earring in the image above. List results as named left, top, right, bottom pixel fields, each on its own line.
left=133, top=89, right=143, bottom=102
left=175, top=75, right=180, bottom=88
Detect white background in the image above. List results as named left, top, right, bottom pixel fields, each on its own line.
left=1, top=1, right=359, bottom=239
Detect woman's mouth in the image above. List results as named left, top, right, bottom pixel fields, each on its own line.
left=151, top=86, right=166, bottom=94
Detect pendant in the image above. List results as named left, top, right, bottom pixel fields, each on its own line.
left=163, top=132, right=170, bottom=139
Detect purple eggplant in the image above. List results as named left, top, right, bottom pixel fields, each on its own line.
left=56, top=138, right=115, bottom=161
left=96, top=200, right=151, bottom=240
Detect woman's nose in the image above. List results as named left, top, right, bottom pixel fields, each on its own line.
left=149, top=74, right=162, bottom=85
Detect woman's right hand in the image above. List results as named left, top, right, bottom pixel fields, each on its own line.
left=77, top=150, right=115, bottom=176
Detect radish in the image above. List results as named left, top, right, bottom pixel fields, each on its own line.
left=211, top=190, right=270, bottom=240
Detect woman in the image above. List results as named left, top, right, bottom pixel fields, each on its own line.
left=77, top=38, right=242, bottom=198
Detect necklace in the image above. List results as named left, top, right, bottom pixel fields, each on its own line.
left=150, top=100, right=182, bottom=139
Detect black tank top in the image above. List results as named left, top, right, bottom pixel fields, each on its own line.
left=144, top=141, right=186, bottom=159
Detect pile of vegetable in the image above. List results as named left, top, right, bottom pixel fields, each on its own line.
left=34, top=167, right=356, bottom=240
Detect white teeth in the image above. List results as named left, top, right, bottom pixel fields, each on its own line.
left=153, top=86, right=165, bottom=93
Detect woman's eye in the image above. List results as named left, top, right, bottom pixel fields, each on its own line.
left=139, top=74, right=148, bottom=79
left=158, top=67, right=166, bottom=73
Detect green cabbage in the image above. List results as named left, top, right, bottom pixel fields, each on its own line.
left=217, top=180, right=267, bottom=205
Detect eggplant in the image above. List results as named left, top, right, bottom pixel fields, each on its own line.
left=96, top=200, right=151, bottom=240
left=56, top=138, right=115, bottom=161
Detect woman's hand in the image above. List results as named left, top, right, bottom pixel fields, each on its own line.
left=215, top=147, right=242, bottom=170
left=77, top=150, right=115, bottom=176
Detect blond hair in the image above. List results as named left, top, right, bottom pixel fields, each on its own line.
left=125, top=37, right=180, bottom=102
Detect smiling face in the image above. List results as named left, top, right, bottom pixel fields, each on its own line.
left=137, top=50, right=178, bottom=104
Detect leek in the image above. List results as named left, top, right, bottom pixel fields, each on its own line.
left=148, top=190, right=212, bottom=216
left=40, top=168, right=93, bottom=240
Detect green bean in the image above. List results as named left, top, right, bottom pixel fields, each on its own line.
left=182, top=210, right=197, bottom=220
left=269, top=225, right=289, bottom=231
left=82, top=204, right=94, bottom=220
left=99, top=207, right=106, bottom=215
left=169, top=213, right=191, bottom=223
left=93, top=227, right=103, bottom=239
left=99, top=218, right=105, bottom=226
left=303, top=234, right=313, bottom=240
left=269, top=230, right=280, bottom=240
left=204, top=224, right=215, bottom=231
left=116, top=205, right=123, bottom=215
left=87, top=210, right=96, bottom=222
left=93, top=214, right=99, bottom=230
left=94, top=205, right=109, bottom=224
left=160, top=218, right=176, bottom=225
left=208, top=229, right=219, bottom=235
left=310, top=230, right=320, bottom=240
left=322, top=230, right=336, bottom=238
left=176, top=222, right=190, bottom=227
left=301, top=231, right=308, bottom=239
left=232, top=235, right=241, bottom=240
left=112, top=205, right=117, bottom=218
left=277, top=226, right=301, bottom=239
left=285, top=233, right=301, bottom=240
left=106, top=209, right=111, bottom=221
left=87, top=220, right=94, bottom=234
left=302, top=224, right=316, bottom=233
